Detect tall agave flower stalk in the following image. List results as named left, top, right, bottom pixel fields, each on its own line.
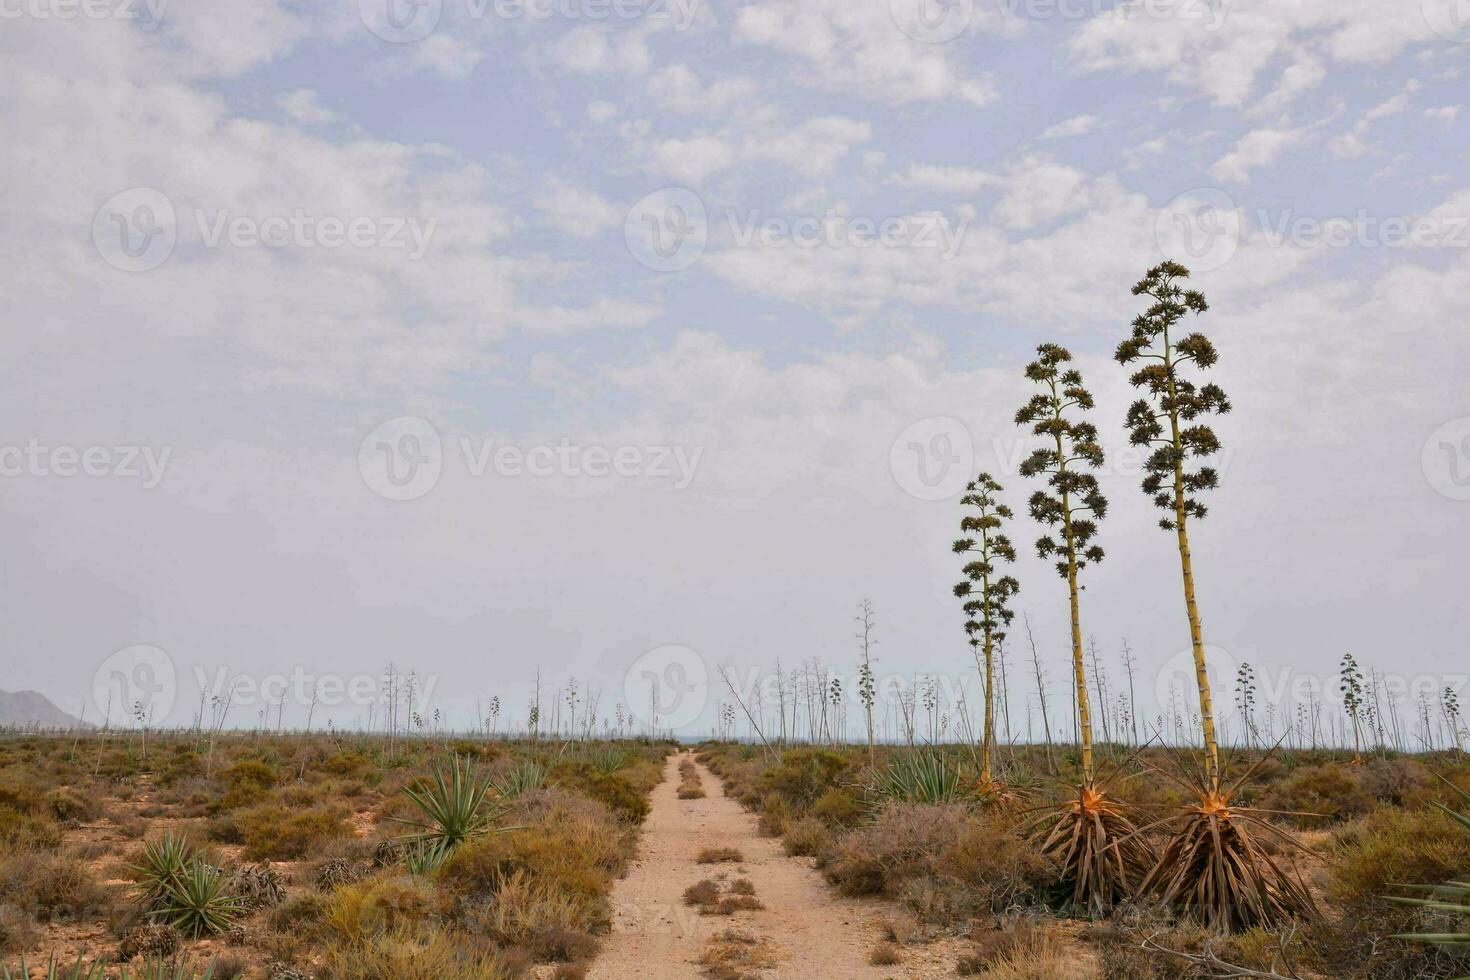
left=952, top=472, right=1020, bottom=791
left=1016, top=344, right=1151, bottom=915
left=1121, top=262, right=1314, bottom=930
left=1116, top=261, right=1230, bottom=786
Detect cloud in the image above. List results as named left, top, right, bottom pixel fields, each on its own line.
left=277, top=89, right=340, bottom=126
left=1041, top=114, right=1100, bottom=139
left=534, top=183, right=624, bottom=238
left=1210, top=127, right=1307, bottom=182
left=733, top=0, right=1001, bottom=106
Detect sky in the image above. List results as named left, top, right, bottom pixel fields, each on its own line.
left=1, top=0, right=1468, bottom=742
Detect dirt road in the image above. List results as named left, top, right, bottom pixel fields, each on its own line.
left=587, top=752, right=894, bottom=980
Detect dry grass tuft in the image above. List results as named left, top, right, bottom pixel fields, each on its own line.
left=697, top=847, right=743, bottom=864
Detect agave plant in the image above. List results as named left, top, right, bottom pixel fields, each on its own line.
left=132, top=830, right=198, bottom=912
left=1, top=956, right=215, bottom=980
left=1137, top=754, right=1316, bottom=931
left=394, top=753, right=511, bottom=854
left=1026, top=779, right=1155, bottom=918
left=156, top=861, right=246, bottom=937
left=1388, top=779, right=1470, bottom=951
left=582, top=746, right=629, bottom=775
left=491, top=759, right=551, bottom=799
left=872, top=749, right=967, bottom=804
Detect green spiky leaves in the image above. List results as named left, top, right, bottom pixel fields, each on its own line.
left=1014, top=344, right=1108, bottom=579
left=1118, top=262, right=1231, bottom=531
left=952, top=472, right=1021, bottom=649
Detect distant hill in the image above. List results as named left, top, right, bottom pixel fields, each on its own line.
left=0, top=690, right=89, bottom=729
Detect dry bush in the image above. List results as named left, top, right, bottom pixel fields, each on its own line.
left=1327, top=804, right=1470, bottom=907
left=780, top=816, right=829, bottom=857
left=440, top=788, right=628, bottom=910
left=696, top=847, right=743, bottom=864
left=809, top=788, right=865, bottom=827
left=325, top=875, right=444, bottom=945
left=683, top=879, right=721, bottom=907
left=962, top=924, right=1094, bottom=979
left=1260, top=763, right=1375, bottom=826
left=698, top=927, right=779, bottom=980
left=0, top=850, right=110, bottom=920
left=224, top=803, right=353, bottom=860
left=466, top=868, right=598, bottom=961
left=0, top=902, right=39, bottom=955
left=823, top=803, right=1048, bottom=924
left=318, top=926, right=527, bottom=979
left=755, top=795, right=790, bottom=837
left=869, top=942, right=901, bottom=965
left=729, top=878, right=755, bottom=896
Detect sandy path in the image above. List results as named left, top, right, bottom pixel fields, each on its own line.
left=588, top=752, right=893, bottom=980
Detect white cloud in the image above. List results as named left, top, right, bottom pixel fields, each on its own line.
left=277, top=89, right=340, bottom=126
left=733, top=0, right=1001, bottom=106
left=534, top=183, right=624, bottom=238
left=1211, top=127, right=1307, bottom=182
left=1041, top=114, right=1100, bottom=139
left=1425, top=106, right=1461, bottom=127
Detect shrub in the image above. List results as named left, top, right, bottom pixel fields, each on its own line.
left=468, top=869, right=597, bottom=962
left=869, top=942, right=901, bottom=966
left=781, top=817, right=829, bottom=858
left=326, top=875, right=442, bottom=946
left=809, top=788, right=865, bottom=827
left=696, top=847, right=742, bottom=864
left=233, top=805, right=352, bottom=861
left=317, top=926, right=526, bottom=980
left=1260, top=763, right=1375, bottom=826
left=0, top=852, right=109, bottom=920
left=759, top=750, right=848, bottom=809
left=0, top=903, right=38, bottom=955
left=0, top=804, right=62, bottom=850
left=1328, top=805, right=1470, bottom=908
